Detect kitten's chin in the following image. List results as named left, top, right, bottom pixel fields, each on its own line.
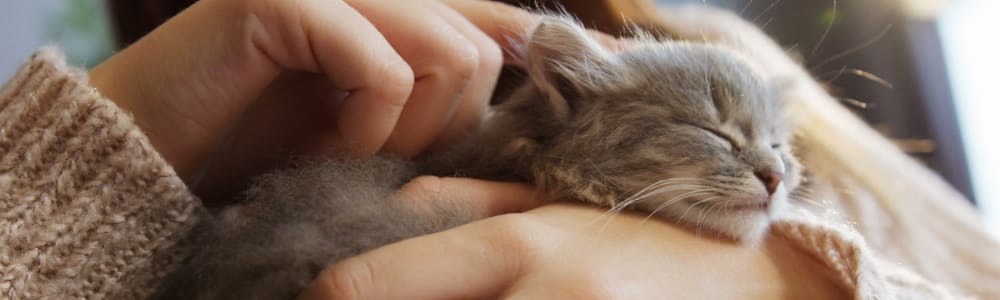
left=691, top=207, right=771, bottom=241
left=733, top=194, right=791, bottom=244
left=650, top=205, right=774, bottom=244
left=708, top=213, right=772, bottom=245
left=721, top=191, right=789, bottom=244
left=663, top=193, right=788, bottom=244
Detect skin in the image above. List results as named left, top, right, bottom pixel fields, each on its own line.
left=300, top=203, right=849, bottom=300
left=86, top=0, right=845, bottom=298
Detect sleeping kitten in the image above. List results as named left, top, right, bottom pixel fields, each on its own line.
left=153, top=16, right=801, bottom=300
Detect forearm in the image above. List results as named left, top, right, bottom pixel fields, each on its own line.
left=0, top=49, right=203, bottom=299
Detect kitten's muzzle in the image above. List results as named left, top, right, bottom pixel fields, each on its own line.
left=754, top=171, right=782, bottom=196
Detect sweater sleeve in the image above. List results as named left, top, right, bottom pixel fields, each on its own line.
left=0, top=49, right=203, bottom=299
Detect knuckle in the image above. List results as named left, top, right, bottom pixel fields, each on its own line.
left=569, top=274, right=619, bottom=299
left=484, top=214, right=552, bottom=258
left=478, top=40, right=504, bottom=74
left=440, top=39, right=480, bottom=81
left=322, top=258, right=377, bottom=300
left=375, top=58, right=415, bottom=106
left=400, top=175, right=445, bottom=200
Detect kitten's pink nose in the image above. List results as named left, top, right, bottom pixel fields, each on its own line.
left=754, top=171, right=783, bottom=196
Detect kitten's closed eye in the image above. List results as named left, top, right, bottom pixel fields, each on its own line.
left=703, top=128, right=735, bottom=150
left=687, top=123, right=738, bottom=150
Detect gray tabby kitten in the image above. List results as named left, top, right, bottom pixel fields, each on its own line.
left=154, top=16, right=801, bottom=300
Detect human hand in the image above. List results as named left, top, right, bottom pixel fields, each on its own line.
left=88, top=0, right=541, bottom=201
left=300, top=203, right=849, bottom=300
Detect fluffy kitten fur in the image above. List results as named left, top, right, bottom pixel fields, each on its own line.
left=155, top=16, right=800, bottom=300
left=153, top=157, right=475, bottom=299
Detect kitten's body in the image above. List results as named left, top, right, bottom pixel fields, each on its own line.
left=155, top=16, right=800, bottom=300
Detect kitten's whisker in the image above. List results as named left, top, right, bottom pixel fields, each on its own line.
left=760, top=16, right=776, bottom=30
left=678, top=196, right=720, bottom=221
left=649, top=194, right=718, bottom=224
left=627, top=180, right=699, bottom=196
left=633, top=178, right=705, bottom=190
left=792, top=195, right=825, bottom=208
left=791, top=186, right=816, bottom=196
left=590, top=185, right=706, bottom=231
left=617, top=181, right=705, bottom=206
left=643, top=191, right=716, bottom=223
left=594, top=194, right=684, bottom=234
left=694, top=204, right=708, bottom=236
left=739, top=0, right=755, bottom=16
left=809, top=24, right=893, bottom=71
left=808, top=0, right=837, bottom=58
left=821, top=67, right=893, bottom=88
left=608, top=185, right=706, bottom=216
left=696, top=201, right=725, bottom=236
left=619, top=183, right=702, bottom=203
left=633, top=183, right=705, bottom=197
left=790, top=188, right=828, bottom=208
left=624, top=186, right=707, bottom=210
left=596, top=186, right=713, bottom=232
left=752, top=0, right=783, bottom=23
left=791, top=189, right=818, bottom=199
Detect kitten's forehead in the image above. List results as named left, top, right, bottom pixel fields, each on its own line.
left=615, top=43, right=778, bottom=134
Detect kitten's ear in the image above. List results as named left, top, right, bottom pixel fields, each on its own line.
left=526, top=18, right=616, bottom=118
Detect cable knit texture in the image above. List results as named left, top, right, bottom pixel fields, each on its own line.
left=0, top=49, right=201, bottom=299
left=772, top=209, right=970, bottom=299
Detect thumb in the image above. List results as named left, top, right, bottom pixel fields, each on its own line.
left=297, top=214, right=547, bottom=300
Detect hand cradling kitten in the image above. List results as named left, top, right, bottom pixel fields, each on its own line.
left=154, top=15, right=801, bottom=300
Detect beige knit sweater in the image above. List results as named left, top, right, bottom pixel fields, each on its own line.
left=0, top=49, right=995, bottom=299
left=0, top=50, right=202, bottom=299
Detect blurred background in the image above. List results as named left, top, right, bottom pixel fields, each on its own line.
left=1, top=0, right=997, bottom=236
left=0, top=1, right=113, bottom=77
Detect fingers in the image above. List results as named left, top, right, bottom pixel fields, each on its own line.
left=439, top=1, right=632, bottom=63
left=251, top=0, right=416, bottom=156
left=346, top=0, right=477, bottom=157
left=269, top=0, right=625, bottom=158
left=439, top=0, right=542, bottom=63
left=258, top=0, right=620, bottom=158
left=298, top=215, right=553, bottom=300
left=422, top=1, right=504, bottom=150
